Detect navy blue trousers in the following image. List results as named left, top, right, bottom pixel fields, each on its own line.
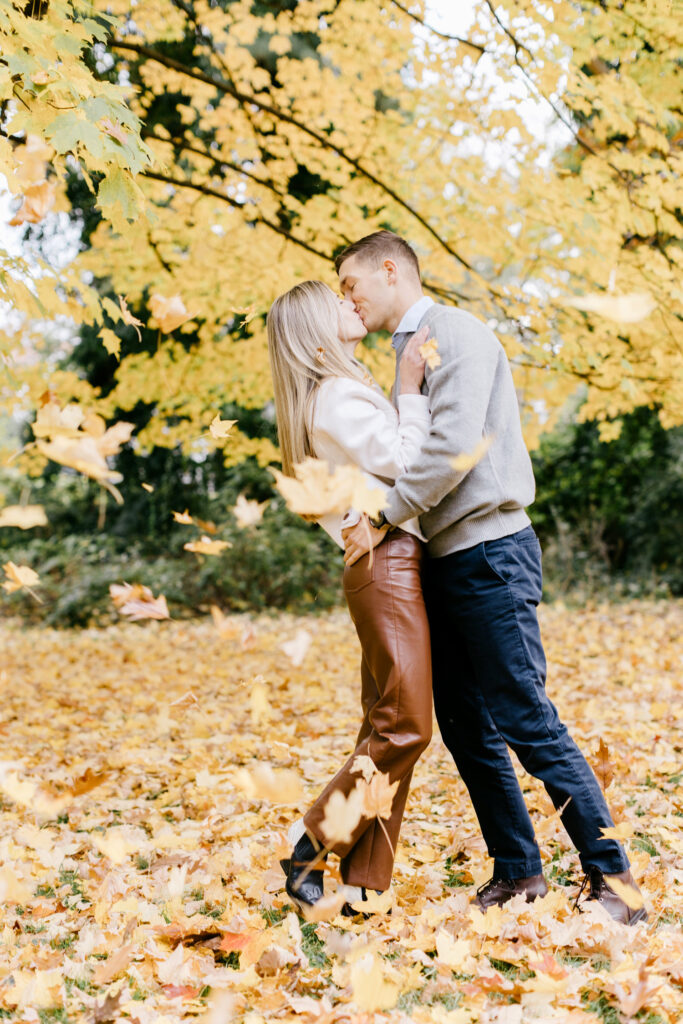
left=423, top=525, right=629, bottom=879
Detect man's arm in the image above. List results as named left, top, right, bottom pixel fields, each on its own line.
left=343, top=313, right=501, bottom=566
left=383, top=312, right=500, bottom=525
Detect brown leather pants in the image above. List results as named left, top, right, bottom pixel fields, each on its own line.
left=304, top=531, right=432, bottom=890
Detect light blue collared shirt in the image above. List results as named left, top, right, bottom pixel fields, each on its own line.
left=391, top=295, right=435, bottom=350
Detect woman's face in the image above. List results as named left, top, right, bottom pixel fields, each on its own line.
left=337, top=297, right=367, bottom=346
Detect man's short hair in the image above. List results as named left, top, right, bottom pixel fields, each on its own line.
left=335, top=230, right=421, bottom=278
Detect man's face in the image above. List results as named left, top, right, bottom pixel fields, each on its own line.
left=338, top=254, right=394, bottom=333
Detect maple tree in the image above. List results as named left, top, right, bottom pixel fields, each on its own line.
left=1, top=0, right=680, bottom=487
left=0, top=601, right=681, bottom=1019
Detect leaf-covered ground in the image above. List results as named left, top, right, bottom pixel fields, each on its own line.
left=0, top=600, right=681, bottom=1023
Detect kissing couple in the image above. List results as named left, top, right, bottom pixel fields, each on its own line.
left=266, top=230, right=645, bottom=926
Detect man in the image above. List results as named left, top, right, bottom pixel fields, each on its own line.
left=338, top=230, right=645, bottom=925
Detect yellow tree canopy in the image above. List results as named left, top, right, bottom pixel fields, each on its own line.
left=1, top=0, right=681, bottom=472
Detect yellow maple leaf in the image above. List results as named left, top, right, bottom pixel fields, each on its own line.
left=9, top=181, right=57, bottom=225
left=361, top=771, right=399, bottom=820
left=320, top=785, right=364, bottom=846
left=233, top=764, right=303, bottom=803
left=232, top=494, right=268, bottom=527
left=0, top=505, right=47, bottom=529
left=109, top=582, right=170, bottom=620
left=350, top=755, right=378, bottom=784
left=149, top=293, right=194, bottom=333
left=600, top=821, right=634, bottom=841
left=2, top=561, right=40, bottom=595
left=604, top=874, right=645, bottom=910
left=419, top=336, right=441, bottom=369
left=272, top=458, right=386, bottom=519
left=209, top=414, right=238, bottom=441
left=172, top=509, right=195, bottom=524
left=565, top=291, right=656, bottom=323
left=435, top=930, right=474, bottom=970
left=183, top=535, right=231, bottom=555
left=350, top=953, right=399, bottom=1012
left=450, top=436, right=494, bottom=473
left=32, top=401, right=85, bottom=440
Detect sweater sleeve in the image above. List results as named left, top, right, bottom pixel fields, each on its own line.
left=383, top=314, right=501, bottom=525
left=312, top=378, right=430, bottom=482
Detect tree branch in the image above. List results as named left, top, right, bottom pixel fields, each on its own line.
left=389, top=0, right=486, bottom=53
left=141, top=169, right=331, bottom=262
left=111, top=39, right=480, bottom=279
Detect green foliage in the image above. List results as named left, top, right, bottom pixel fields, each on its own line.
left=531, top=407, right=683, bottom=597
left=0, top=458, right=343, bottom=625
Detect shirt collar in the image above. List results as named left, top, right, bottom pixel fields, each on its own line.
left=391, top=296, right=435, bottom=349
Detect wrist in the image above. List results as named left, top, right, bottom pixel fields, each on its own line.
left=400, top=382, right=422, bottom=395
left=368, top=509, right=390, bottom=530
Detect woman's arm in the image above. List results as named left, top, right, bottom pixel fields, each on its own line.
left=313, top=377, right=430, bottom=482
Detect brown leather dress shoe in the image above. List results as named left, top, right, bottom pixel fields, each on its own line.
left=574, top=866, right=648, bottom=925
left=473, top=873, right=548, bottom=910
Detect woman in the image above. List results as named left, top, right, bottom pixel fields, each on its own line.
left=266, top=280, right=433, bottom=912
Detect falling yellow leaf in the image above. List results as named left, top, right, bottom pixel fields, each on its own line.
left=419, top=336, right=441, bottom=369
left=565, top=291, right=656, bottom=323
left=149, top=293, right=194, bottom=333
left=183, top=535, right=231, bottom=555
left=232, top=494, right=268, bottom=528
left=32, top=401, right=85, bottom=439
left=209, top=414, right=238, bottom=441
left=233, top=764, right=303, bottom=803
left=272, top=458, right=386, bottom=519
left=604, top=874, right=645, bottom=910
left=9, top=181, right=57, bottom=225
left=451, top=435, right=494, bottom=472
left=361, top=771, right=399, bottom=820
left=320, top=785, right=364, bottom=846
left=2, top=561, right=40, bottom=595
left=109, top=582, right=170, bottom=620
left=350, top=755, right=378, bottom=784
left=280, top=628, right=312, bottom=666
left=142, top=482, right=154, bottom=493
left=0, top=505, right=47, bottom=529
left=172, top=509, right=195, bottom=524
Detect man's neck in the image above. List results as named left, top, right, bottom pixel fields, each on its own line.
left=385, top=289, right=426, bottom=334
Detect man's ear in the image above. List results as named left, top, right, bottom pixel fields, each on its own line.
left=383, top=258, right=398, bottom=284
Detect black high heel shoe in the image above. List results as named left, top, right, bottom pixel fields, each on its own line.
left=280, top=833, right=326, bottom=911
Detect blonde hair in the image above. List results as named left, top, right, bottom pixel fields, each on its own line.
left=267, top=280, right=369, bottom=475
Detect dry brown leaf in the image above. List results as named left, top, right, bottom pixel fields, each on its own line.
left=92, top=942, right=135, bottom=984
left=591, top=737, right=616, bottom=790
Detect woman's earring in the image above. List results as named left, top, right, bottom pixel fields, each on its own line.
left=316, top=347, right=326, bottom=364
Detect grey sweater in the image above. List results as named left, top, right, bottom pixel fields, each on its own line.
left=385, top=302, right=535, bottom=557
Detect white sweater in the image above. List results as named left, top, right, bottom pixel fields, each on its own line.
left=309, top=375, right=431, bottom=548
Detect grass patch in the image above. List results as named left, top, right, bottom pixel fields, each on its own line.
left=301, top=922, right=329, bottom=968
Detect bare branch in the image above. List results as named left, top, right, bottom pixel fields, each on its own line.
left=389, top=0, right=486, bottom=53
